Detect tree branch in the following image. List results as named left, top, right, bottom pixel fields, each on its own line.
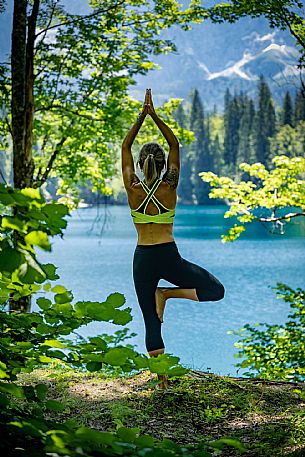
left=255, top=212, right=305, bottom=223
left=33, top=136, right=67, bottom=187
left=33, top=43, right=116, bottom=183
left=49, top=104, right=106, bottom=121
left=4, top=116, right=12, bottom=136
left=281, top=8, right=305, bottom=52
left=34, top=0, right=59, bottom=55
left=35, top=0, right=125, bottom=38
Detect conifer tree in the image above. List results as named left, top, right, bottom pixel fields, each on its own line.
left=174, top=103, right=193, bottom=204
left=282, top=91, right=294, bottom=127
left=210, top=133, right=222, bottom=175
left=223, top=91, right=241, bottom=171
left=190, top=89, right=212, bottom=204
left=294, top=88, right=305, bottom=124
left=254, top=76, right=276, bottom=168
left=236, top=96, right=256, bottom=169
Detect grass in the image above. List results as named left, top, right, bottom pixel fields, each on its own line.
left=17, top=368, right=305, bottom=456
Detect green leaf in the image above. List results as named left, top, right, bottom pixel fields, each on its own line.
left=167, top=366, right=189, bottom=377
left=0, top=382, right=24, bottom=398
left=45, top=400, right=65, bottom=411
left=20, top=187, right=44, bottom=201
left=46, top=349, right=66, bottom=359
left=212, top=438, right=245, bottom=451
left=54, top=291, right=73, bottom=304
left=41, top=339, right=66, bottom=348
left=24, top=231, right=51, bottom=251
left=103, top=347, right=135, bottom=366
left=105, top=292, right=126, bottom=308
left=0, top=392, right=9, bottom=406
left=86, top=361, right=103, bottom=372
left=112, top=308, right=132, bottom=325
left=148, top=354, right=184, bottom=375
left=37, top=297, right=52, bottom=311
left=2, top=216, right=27, bottom=232
left=51, top=285, right=67, bottom=294
left=89, top=337, right=107, bottom=350
left=54, top=302, right=73, bottom=317
left=0, top=186, right=15, bottom=205
left=42, top=264, right=59, bottom=280
left=74, top=301, right=87, bottom=318
left=43, top=282, right=52, bottom=291
left=0, top=369, right=8, bottom=379
left=75, top=427, right=115, bottom=445
left=133, top=354, right=149, bottom=369
left=135, top=435, right=155, bottom=448
left=116, top=427, right=139, bottom=443
left=0, top=248, right=23, bottom=272
left=18, top=263, right=45, bottom=284
left=38, top=355, right=54, bottom=363
left=37, top=322, right=53, bottom=334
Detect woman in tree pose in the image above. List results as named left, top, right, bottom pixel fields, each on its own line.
left=121, top=89, right=225, bottom=387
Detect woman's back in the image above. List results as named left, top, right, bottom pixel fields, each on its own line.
left=127, top=179, right=177, bottom=245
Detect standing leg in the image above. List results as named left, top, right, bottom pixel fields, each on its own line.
left=133, top=247, right=165, bottom=354
left=133, top=278, right=165, bottom=353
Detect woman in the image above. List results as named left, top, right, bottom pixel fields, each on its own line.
left=121, top=89, right=225, bottom=384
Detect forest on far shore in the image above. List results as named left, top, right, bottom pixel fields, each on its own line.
left=1, top=77, right=304, bottom=207
left=73, top=76, right=305, bottom=206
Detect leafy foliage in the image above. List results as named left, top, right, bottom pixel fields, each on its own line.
left=0, top=0, right=202, bottom=204
left=229, top=283, right=305, bottom=382
left=0, top=184, right=188, bottom=377
left=0, top=184, right=203, bottom=455
left=200, top=155, right=305, bottom=242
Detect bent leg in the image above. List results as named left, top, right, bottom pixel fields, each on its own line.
left=160, top=248, right=225, bottom=302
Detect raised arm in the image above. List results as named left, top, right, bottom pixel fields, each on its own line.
left=121, top=91, right=149, bottom=190
left=147, top=89, right=180, bottom=189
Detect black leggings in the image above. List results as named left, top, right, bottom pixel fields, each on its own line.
left=132, top=241, right=225, bottom=352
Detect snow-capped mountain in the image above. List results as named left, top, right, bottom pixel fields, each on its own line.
left=0, top=2, right=302, bottom=110
left=130, top=17, right=302, bottom=110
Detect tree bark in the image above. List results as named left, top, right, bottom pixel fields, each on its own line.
left=10, top=0, right=39, bottom=312
left=11, top=0, right=27, bottom=188
left=24, top=0, right=39, bottom=185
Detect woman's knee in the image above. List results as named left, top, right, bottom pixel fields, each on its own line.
left=215, top=282, right=225, bottom=301
left=196, top=281, right=225, bottom=302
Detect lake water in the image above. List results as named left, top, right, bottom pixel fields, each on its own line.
left=37, top=205, right=305, bottom=376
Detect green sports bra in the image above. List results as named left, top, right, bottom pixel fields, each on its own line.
left=130, top=178, right=175, bottom=224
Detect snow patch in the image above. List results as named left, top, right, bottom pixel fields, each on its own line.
left=197, top=61, right=211, bottom=77
left=207, top=50, right=257, bottom=81
left=255, top=32, right=276, bottom=43
left=262, top=43, right=297, bottom=58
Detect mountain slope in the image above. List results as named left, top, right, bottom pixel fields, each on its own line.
left=130, top=17, right=301, bottom=109
left=0, top=3, right=301, bottom=109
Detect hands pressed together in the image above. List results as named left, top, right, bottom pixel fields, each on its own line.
left=141, top=88, right=156, bottom=117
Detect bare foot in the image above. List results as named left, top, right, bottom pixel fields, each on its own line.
left=157, top=374, right=169, bottom=389
left=155, top=287, right=167, bottom=323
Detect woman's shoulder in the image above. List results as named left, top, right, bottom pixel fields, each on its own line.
left=161, top=168, right=179, bottom=190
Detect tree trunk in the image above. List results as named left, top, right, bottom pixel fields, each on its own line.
left=11, top=0, right=27, bottom=188
left=10, top=0, right=39, bottom=312
left=24, top=0, right=39, bottom=183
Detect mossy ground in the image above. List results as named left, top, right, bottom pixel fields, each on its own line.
left=17, top=368, right=305, bottom=456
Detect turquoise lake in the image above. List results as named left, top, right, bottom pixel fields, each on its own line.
left=37, top=205, right=305, bottom=376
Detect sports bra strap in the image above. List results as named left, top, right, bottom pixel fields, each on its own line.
left=138, top=178, right=161, bottom=214
left=130, top=178, right=175, bottom=224
left=140, top=179, right=170, bottom=212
